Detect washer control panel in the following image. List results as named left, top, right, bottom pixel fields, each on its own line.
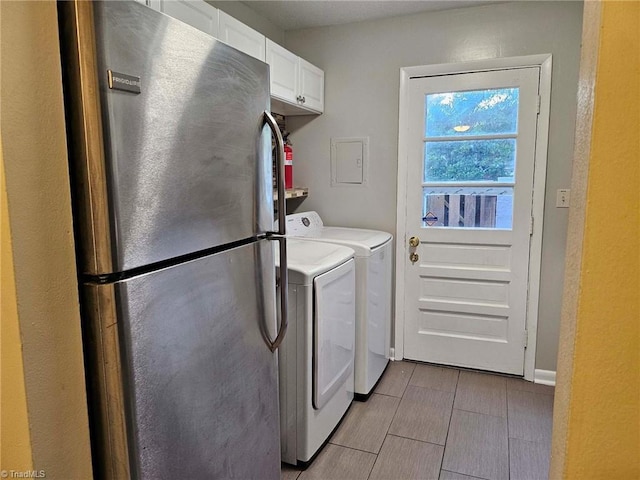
left=286, top=211, right=324, bottom=237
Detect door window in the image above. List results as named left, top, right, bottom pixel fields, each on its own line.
left=422, top=88, right=520, bottom=229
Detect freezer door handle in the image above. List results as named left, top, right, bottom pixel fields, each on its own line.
left=267, top=235, right=288, bottom=352
left=264, top=111, right=286, bottom=236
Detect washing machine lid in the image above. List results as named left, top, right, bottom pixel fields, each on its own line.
left=312, top=227, right=392, bottom=254
left=286, top=211, right=392, bottom=255
left=275, top=239, right=355, bottom=285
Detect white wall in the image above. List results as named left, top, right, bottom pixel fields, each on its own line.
left=284, top=1, right=584, bottom=371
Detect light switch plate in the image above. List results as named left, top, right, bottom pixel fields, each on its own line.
left=556, top=189, right=570, bottom=208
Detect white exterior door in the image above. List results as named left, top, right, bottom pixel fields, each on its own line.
left=402, top=67, right=540, bottom=375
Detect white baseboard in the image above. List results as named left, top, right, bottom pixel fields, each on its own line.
left=534, top=369, right=556, bottom=386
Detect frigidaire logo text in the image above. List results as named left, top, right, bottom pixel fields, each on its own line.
left=107, top=70, right=141, bottom=94
left=113, top=76, right=140, bottom=87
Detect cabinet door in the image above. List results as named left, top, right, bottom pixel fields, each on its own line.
left=266, top=39, right=298, bottom=104
left=298, top=57, right=324, bottom=113
left=151, top=0, right=219, bottom=37
left=218, top=10, right=265, bottom=61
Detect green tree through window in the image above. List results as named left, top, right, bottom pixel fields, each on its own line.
left=425, top=88, right=519, bottom=183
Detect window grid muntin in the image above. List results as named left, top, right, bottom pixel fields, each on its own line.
left=422, top=87, right=521, bottom=229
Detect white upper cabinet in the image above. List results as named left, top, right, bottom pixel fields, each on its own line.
left=266, top=39, right=299, bottom=104
left=218, top=11, right=266, bottom=61
left=149, top=0, right=219, bottom=37
left=298, top=58, right=324, bottom=113
left=266, top=39, right=324, bottom=115
left=144, top=2, right=324, bottom=115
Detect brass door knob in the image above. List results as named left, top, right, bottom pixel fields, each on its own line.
left=409, top=236, right=420, bottom=248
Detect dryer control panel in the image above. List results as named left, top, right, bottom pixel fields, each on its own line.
left=286, top=211, right=324, bottom=237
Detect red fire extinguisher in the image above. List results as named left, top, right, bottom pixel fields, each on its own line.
left=284, top=135, right=293, bottom=190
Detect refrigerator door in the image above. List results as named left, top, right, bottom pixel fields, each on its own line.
left=61, top=1, right=273, bottom=275
left=83, top=240, right=280, bottom=479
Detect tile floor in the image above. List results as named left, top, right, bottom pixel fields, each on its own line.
left=282, top=361, right=554, bottom=480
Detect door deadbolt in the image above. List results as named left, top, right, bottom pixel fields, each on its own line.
left=409, top=236, right=420, bottom=247
left=410, top=252, right=419, bottom=264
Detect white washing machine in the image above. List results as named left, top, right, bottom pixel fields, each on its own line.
left=276, top=239, right=356, bottom=466
left=286, top=212, right=393, bottom=398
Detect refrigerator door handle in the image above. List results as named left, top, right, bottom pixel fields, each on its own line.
left=267, top=235, right=288, bottom=352
left=264, top=111, right=286, bottom=235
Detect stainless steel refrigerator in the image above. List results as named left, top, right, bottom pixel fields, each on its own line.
left=57, top=1, right=287, bottom=478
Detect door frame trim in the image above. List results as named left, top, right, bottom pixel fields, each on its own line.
left=394, top=54, right=552, bottom=381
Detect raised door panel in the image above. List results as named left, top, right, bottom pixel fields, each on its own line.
left=298, top=57, right=324, bottom=113
left=266, top=39, right=298, bottom=104
left=218, top=10, right=265, bottom=61
left=153, top=0, right=219, bottom=37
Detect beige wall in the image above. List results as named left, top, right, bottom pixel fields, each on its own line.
left=1, top=136, right=34, bottom=473
left=0, top=1, right=93, bottom=478
left=551, top=1, right=640, bottom=477
left=284, top=1, right=584, bottom=371
left=0, top=7, right=33, bottom=472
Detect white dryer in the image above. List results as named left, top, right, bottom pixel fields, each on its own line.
left=277, top=239, right=356, bottom=466
left=286, top=212, right=393, bottom=398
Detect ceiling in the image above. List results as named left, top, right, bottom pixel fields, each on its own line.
left=240, top=0, right=505, bottom=31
